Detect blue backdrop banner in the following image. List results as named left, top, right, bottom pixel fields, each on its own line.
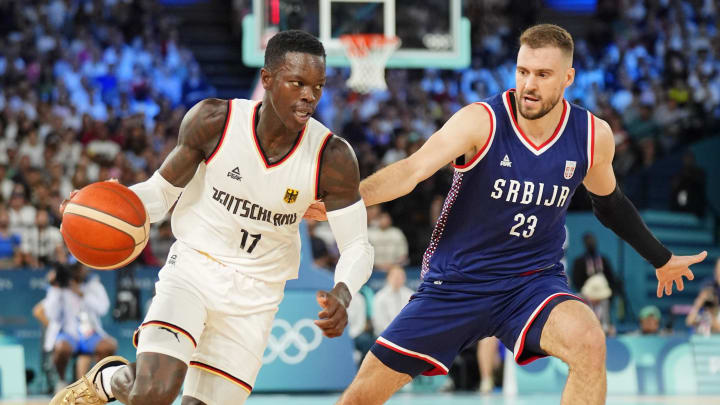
left=512, top=335, right=720, bottom=395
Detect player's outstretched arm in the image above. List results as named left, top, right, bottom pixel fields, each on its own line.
left=129, top=98, right=229, bottom=223
left=583, top=116, right=706, bottom=298
left=359, top=103, right=492, bottom=207
left=315, top=136, right=374, bottom=338
left=302, top=103, right=492, bottom=220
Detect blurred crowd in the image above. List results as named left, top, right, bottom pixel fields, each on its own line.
left=0, top=0, right=217, bottom=270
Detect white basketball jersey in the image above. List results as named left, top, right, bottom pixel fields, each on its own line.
left=172, top=99, right=333, bottom=282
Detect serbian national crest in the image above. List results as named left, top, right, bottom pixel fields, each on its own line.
left=284, top=188, right=299, bottom=203
left=564, top=160, right=577, bottom=180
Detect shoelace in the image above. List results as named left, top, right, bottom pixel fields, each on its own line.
left=62, top=376, right=102, bottom=405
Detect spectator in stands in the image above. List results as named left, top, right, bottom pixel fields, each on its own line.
left=0, top=207, right=22, bottom=269
left=686, top=286, right=720, bottom=336
left=580, top=271, right=615, bottom=336
left=572, top=233, right=618, bottom=294
left=372, top=266, right=413, bottom=334
left=346, top=287, right=375, bottom=363
left=381, top=133, right=409, bottom=167
left=86, top=123, right=121, bottom=162
left=149, top=219, right=175, bottom=265
left=573, top=235, right=618, bottom=335
left=306, top=219, right=334, bottom=270
left=42, top=261, right=116, bottom=392
left=8, top=188, right=36, bottom=235
left=368, top=211, right=409, bottom=271
left=0, top=162, right=14, bottom=201
left=21, top=209, right=65, bottom=269
left=706, top=258, right=720, bottom=301
left=635, top=305, right=662, bottom=335
left=182, top=63, right=214, bottom=108
left=670, top=150, right=707, bottom=217
left=17, top=128, right=44, bottom=168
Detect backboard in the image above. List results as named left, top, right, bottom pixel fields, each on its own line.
left=242, top=0, right=470, bottom=69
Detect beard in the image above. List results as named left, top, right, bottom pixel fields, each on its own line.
left=517, top=91, right=562, bottom=120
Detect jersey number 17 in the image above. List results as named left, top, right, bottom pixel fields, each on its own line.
left=240, top=228, right=261, bottom=253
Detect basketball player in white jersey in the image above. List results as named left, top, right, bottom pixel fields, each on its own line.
left=52, top=30, right=374, bottom=405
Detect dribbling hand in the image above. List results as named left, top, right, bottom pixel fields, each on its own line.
left=655, top=251, right=707, bottom=298
left=59, top=190, right=79, bottom=215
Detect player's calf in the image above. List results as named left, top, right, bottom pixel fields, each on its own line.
left=125, top=353, right=187, bottom=405
left=128, top=380, right=183, bottom=405
left=337, top=352, right=412, bottom=405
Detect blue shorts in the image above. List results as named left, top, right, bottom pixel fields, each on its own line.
left=370, top=264, right=583, bottom=376
left=56, top=332, right=104, bottom=355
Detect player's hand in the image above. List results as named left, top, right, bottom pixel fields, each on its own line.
left=304, top=202, right=328, bottom=221
left=314, top=285, right=351, bottom=338
left=655, top=251, right=706, bottom=298
left=59, top=190, right=80, bottom=215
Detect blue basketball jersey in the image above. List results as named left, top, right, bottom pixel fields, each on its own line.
left=422, top=90, right=595, bottom=283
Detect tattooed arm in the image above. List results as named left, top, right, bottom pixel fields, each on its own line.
left=313, top=136, right=374, bottom=338
left=128, top=98, right=229, bottom=222
left=158, top=98, right=229, bottom=186
left=316, top=136, right=362, bottom=211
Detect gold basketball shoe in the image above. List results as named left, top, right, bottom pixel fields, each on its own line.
left=50, top=356, right=129, bottom=405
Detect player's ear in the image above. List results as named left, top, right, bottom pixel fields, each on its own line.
left=260, top=68, right=273, bottom=90
left=565, top=67, right=575, bottom=88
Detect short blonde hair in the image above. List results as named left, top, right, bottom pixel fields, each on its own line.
left=519, top=24, right=574, bottom=58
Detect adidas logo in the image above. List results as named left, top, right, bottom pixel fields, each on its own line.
left=227, top=167, right=242, bottom=181
left=500, top=155, right=512, bottom=167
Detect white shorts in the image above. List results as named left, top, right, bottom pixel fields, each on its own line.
left=133, top=241, right=285, bottom=404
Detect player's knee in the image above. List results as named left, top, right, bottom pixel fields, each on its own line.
left=568, top=325, right=606, bottom=369
left=128, top=378, right=183, bottom=405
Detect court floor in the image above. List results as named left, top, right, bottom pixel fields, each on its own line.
left=4, top=394, right=720, bottom=405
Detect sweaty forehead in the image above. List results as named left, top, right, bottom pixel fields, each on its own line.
left=278, top=52, right=326, bottom=78
left=517, top=45, right=572, bottom=70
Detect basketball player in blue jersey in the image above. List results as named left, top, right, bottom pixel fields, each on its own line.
left=308, top=24, right=707, bottom=405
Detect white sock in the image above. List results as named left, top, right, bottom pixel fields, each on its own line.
left=95, top=365, right=124, bottom=401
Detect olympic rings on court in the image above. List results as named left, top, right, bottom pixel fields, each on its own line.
left=263, top=319, right=323, bottom=365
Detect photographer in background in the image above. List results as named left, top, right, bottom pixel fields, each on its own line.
left=686, top=286, right=720, bottom=336
left=706, top=258, right=720, bottom=302
left=41, top=260, right=117, bottom=392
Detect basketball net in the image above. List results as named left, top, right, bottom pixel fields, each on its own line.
left=340, top=34, right=401, bottom=94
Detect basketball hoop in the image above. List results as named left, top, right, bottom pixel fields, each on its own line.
left=340, top=34, right=401, bottom=94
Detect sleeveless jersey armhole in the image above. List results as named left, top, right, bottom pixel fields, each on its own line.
left=205, top=99, right=233, bottom=165
left=314, top=132, right=334, bottom=200
left=586, top=111, right=595, bottom=174
left=453, top=102, right=496, bottom=172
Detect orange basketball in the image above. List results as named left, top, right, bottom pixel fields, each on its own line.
left=61, top=181, right=149, bottom=270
